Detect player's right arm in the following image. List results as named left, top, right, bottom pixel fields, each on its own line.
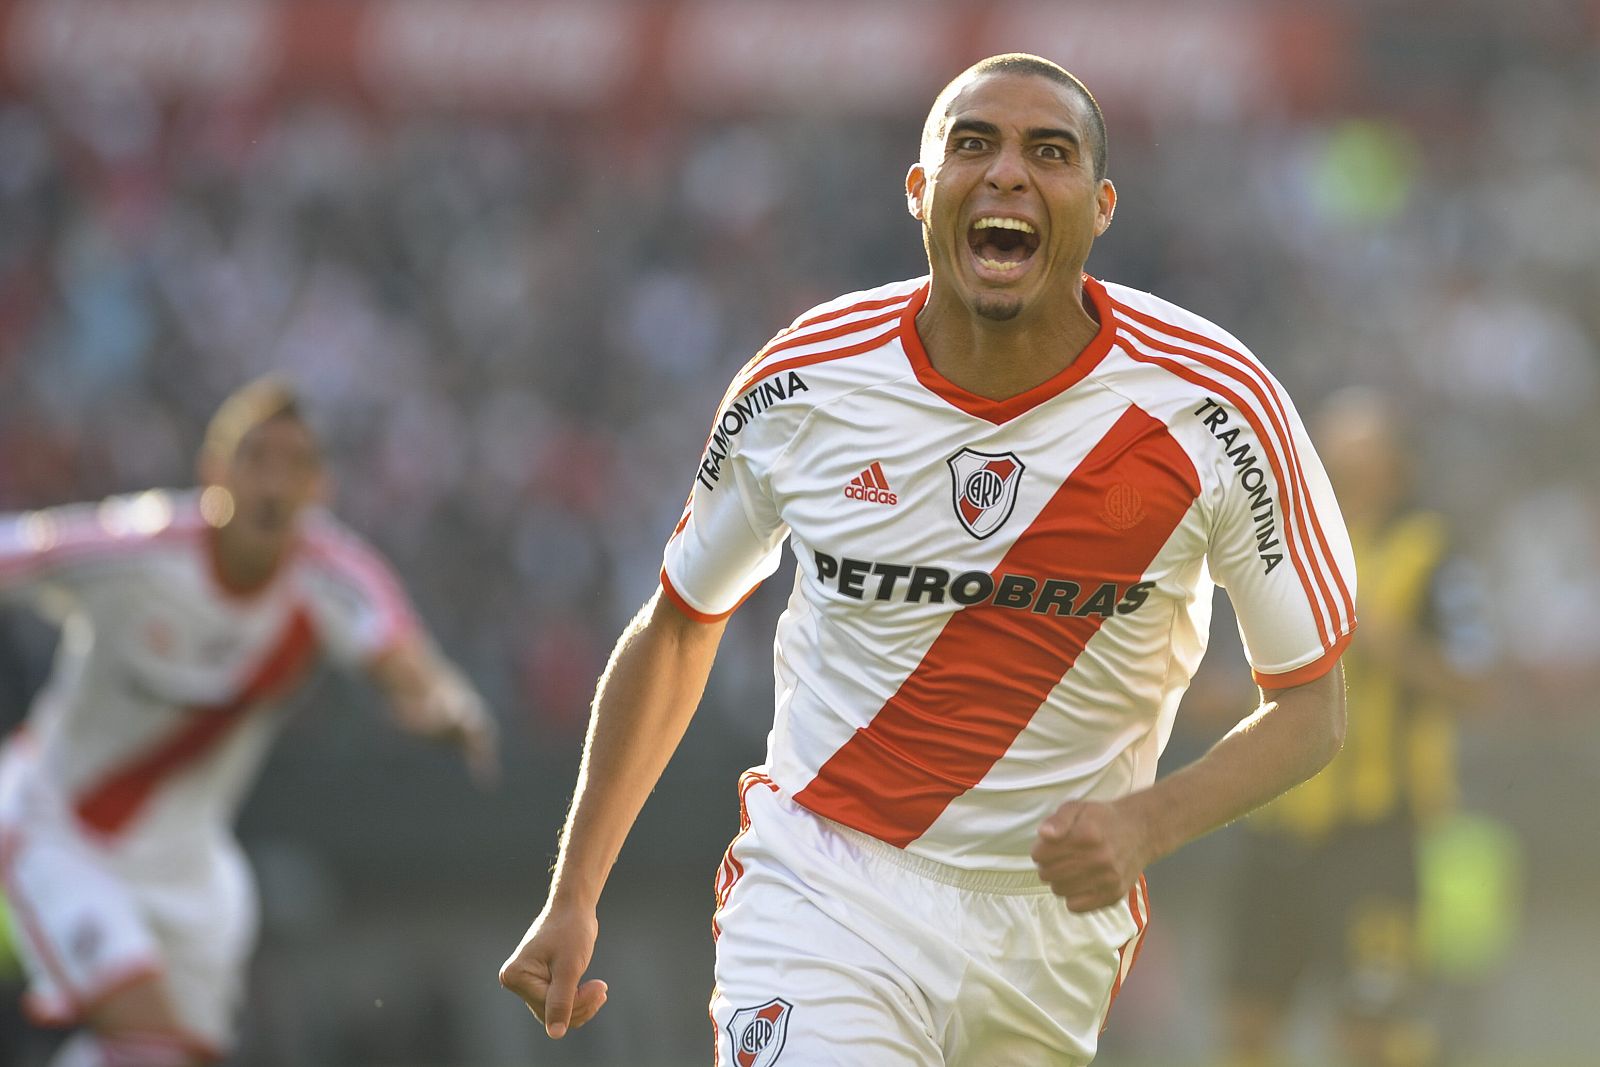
left=498, top=590, right=727, bottom=1037
left=500, top=350, right=793, bottom=1038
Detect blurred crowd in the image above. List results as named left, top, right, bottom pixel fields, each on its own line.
left=0, top=3, right=1597, bottom=1063
left=1, top=47, right=1595, bottom=736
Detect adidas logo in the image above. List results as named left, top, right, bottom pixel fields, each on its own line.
left=844, top=462, right=898, bottom=505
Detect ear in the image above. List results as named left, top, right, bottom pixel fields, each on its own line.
left=1093, top=178, right=1117, bottom=236
left=905, top=163, right=928, bottom=222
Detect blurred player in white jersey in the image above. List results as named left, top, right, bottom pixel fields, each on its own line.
left=0, top=378, right=497, bottom=1067
left=502, top=54, right=1355, bottom=1065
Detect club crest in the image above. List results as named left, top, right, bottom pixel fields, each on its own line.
left=727, top=997, right=792, bottom=1067
left=948, top=448, right=1025, bottom=539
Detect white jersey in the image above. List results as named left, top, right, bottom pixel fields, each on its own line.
left=664, top=275, right=1357, bottom=872
left=0, top=490, right=417, bottom=868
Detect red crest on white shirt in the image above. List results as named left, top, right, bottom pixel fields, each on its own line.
left=948, top=448, right=1025, bottom=539
left=727, top=997, right=791, bottom=1067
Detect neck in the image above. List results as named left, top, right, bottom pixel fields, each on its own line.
left=916, top=275, right=1101, bottom=402
left=208, top=522, right=286, bottom=595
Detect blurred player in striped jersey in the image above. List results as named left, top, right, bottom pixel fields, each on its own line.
left=502, top=53, right=1355, bottom=1065
left=0, top=378, right=497, bottom=1067
left=1222, top=391, right=1492, bottom=1067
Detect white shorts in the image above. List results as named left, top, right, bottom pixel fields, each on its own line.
left=0, top=741, right=256, bottom=1056
left=710, top=769, right=1150, bottom=1067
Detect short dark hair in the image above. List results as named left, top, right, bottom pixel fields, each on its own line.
left=202, top=376, right=314, bottom=464
left=922, top=53, right=1108, bottom=181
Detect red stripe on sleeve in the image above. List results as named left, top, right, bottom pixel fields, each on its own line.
left=73, top=608, right=319, bottom=837
left=1115, top=322, right=1342, bottom=649
left=794, top=406, right=1201, bottom=847
left=722, top=294, right=915, bottom=407
left=734, top=324, right=901, bottom=397
left=756, top=304, right=907, bottom=364
left=785, top=291, right=918, bottom=336
left=303, top=527, right=420, bottom=655
left=1115, top=302, right=1355, bottom=634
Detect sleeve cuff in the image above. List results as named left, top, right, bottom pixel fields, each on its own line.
left=659, top=568, right=759, bottom=623
left=1251, top=624, right=1356, bottom=689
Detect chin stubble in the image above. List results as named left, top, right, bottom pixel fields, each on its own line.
left=973, top=294, right=1023, bottom=321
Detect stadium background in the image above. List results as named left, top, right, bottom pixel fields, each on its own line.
left=0, top=1, right=1595, bottom=1064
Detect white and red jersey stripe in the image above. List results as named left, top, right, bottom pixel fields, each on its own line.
left=0, top=490, right=419, bottom=864
left=662, top=275, right=1356, bottom=873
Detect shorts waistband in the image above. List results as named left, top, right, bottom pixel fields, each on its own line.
left=817, top=812, right=1054, bottom=896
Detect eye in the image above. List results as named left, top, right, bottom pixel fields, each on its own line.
left=1036, top=143, right=1068, bottom=161
left=954, top=136, right=987, bottom=153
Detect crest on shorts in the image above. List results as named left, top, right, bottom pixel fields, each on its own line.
left=726, top=997, right=792, bottom=1067
left=948, top=448, right=1025, bottom=539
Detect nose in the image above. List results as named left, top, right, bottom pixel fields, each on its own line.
left=985, top=144, right=1028, bottom=192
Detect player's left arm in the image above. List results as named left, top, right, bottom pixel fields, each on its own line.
left=1033, top=665, right=1344, bottom=911
left=367, top=632, right=499, bottom=786
left=303, top=514, right=499, bottom=784
left=1037, top=376, right=1355, bottom=911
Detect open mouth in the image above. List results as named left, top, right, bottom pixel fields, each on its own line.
left=967, top=216, right=1040, bottom=274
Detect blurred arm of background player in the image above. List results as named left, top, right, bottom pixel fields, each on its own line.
left=500, top=589, right=725, bottom=1038
left=1033, top=664, right=1346, bottom=911
left=367, top=632, right=500, bottom=787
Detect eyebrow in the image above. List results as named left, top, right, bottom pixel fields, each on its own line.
left=1027, top=127, right=1081, bottom=148
left=947, top=119, right=1000, bottom=140
left=947, top=119, right=1081, bottom=150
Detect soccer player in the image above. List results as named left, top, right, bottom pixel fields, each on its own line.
left=0, top=378, right=497, bottom=1067
left=1221, top=390, right=1489, bottom=1067
left=500, top=53, right=1356, bottom=1065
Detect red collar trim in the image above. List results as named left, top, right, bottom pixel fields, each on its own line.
left=898, top=275, right=1118, bottom=424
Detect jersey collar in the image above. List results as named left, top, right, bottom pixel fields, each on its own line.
left=897, top=274, right=1117, bottom=425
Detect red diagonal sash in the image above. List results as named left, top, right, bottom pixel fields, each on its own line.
left=75, top=608, right=318, bottom=836
left=796, top=406, right=1200, bottom=846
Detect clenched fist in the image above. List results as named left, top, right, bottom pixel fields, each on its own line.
left=498, top=904, right=609, bottom=1039
left=1031, top=799, right=1151, bottom=912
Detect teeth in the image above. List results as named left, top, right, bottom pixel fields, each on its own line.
left=976, top=257, right=1025, bottom=271
left=973, top=216, right=1036, bottom=234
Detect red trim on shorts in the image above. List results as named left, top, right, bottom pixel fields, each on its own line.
left=73, top=607, right=319, bottom=836
left=1102, top=874, right=1150, bottom=1033
left=64, top=1026, right=228, bottom=1064
left=0, top=829, right=95, bottom=1012
left=24, top=1001, right=229, bottom=1062
left=20, top=961, right=165, bottom=1027
left=710, top=771, right=777, bottom=940
left=0, top=829, right=167, bottom=1031
left=898, top=276, right=1118, bottom=425
left=1253, top=628, right=1354, bottom=688
left=795, top=405, right=1202, bottom=847
left=709, top=992, right=723, bottom=1067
